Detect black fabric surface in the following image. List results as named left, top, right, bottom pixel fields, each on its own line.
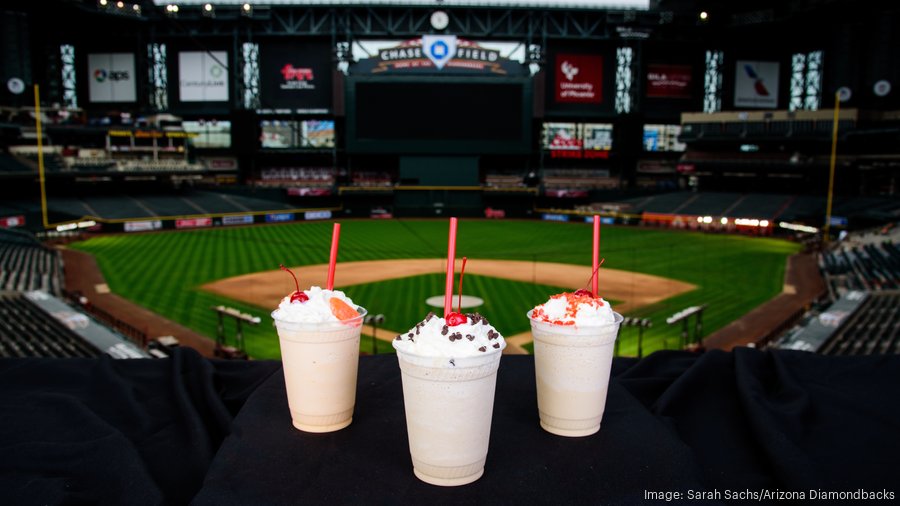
left=193, top=349, right=900, bottom=505
left=1, top=348, right=899, bottom=505
left=0, top=348, right=279, bottom=505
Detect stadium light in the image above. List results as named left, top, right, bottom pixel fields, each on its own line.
left=165, top=4, right=179, bottom=16
left=720, top=217, right=728, bottom=225
left=98, top=0, right=108, bottom=7
left=699, top=11, right=709, bottom=21
left=241, top=2, right=252, bottom=16
left=203, top=2, right=215, bottom=16
left=779, top=222, right=818, bottom=234
left=116, top=0, right=125, bottom=8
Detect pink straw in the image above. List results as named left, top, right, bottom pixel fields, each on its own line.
left=592, top=215, right=600, bottom=295
left=444, top=217, right=458, bottom=317
left=326, top=223, right=341, bottom=290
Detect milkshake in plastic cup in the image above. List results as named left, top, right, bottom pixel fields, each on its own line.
left=272, top=285, right=366, bottom=433
left=528, top=290, right=623, bottom=437
left=393, top=311, right=506, bottom=486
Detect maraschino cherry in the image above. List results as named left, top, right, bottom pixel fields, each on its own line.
left=446, top=257, right=468, bottom=326
left=573, top=289, right=594, bottom=298
left=279, top=264, right=309, bottom=303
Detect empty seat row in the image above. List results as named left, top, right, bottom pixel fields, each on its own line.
left=0, top=291, right=100, bottom=358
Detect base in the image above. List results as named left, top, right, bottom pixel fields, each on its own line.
left=292, top=417, right=352, bottom=433
left=413, top=467, right=484, bottom=487
left=540, top=420, right=600, bottom=438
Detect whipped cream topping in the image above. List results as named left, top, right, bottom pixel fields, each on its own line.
left=393, top=312, right=505, bottom=358
left=272, top=286, right=359, bottom=323
left=531, top=292, right=616, bottom=326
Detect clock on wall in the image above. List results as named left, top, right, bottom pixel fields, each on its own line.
left=430, top=10, right=449, bottom=30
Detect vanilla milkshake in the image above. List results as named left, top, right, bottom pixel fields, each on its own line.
left=393, top=311, right=506, bottom=486
left=529, top=290, right=623, bottom=437
left=272, top=285, right=366, bottom=433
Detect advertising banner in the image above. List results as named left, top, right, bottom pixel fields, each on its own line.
left=175, top=218, right=213, bottom=229
left=88, top=53, right=136, bottom=103
left=259, top=41, right=333, bottom=110
left=304, top=210, right=332, bottom=220
left=542, top=213, right=570, bottom=222
left=554, top=53, right=603, bottom=104
left=287, top=188, right=332, bottom=197
left=179, top=51, right=229, bottom=102
left=265, top=213, right=295, bottom=223
left=222, top=215, right=254, bottom=226
left=734, top=61, right=779, bottom=108
left=124, top=220, right=162, bottom=232
left=646, top=64, right=692, bottom=98
left=584, top=216, right=615, bottom=225
left=0, top=215, right=25, bottom=228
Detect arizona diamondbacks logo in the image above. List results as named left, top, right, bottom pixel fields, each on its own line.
left=422, top=35, right=457, bottom=70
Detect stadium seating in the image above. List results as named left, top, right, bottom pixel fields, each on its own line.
left=819, top=242, right=899, bottom=294
left=676, top=192, right=742, bottom=216
left=727, top=193, right=793, bottom=219
left=485, top=171, right=526, bottom=188
left=138, top=194, right=209, bottom=217
left=351, top=171, right=394, bottom=187
left=0, top=153, right=33, bottom=172
left=818, top=292, right=900, bottom=356
left=542, top=169, right=619, bottom=190
left=0, top=229, right=63, bottom=295
left=0, top=291, right=101, bottom=358
left=255, top=167, right=335, bottom=187
left=632, top=192, right=695, bottom=213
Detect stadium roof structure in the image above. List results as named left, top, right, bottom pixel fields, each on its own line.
left=151, top=0, right=651, bottom=9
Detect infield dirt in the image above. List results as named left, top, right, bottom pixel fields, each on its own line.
left=202, top=258, right=695, bottom=354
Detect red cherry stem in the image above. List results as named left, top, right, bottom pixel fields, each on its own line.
left=584, top=258, right=605, bottom=292
left=280, top=264, right=300, bottom=294
left=457, top=257, right=467, bottom=314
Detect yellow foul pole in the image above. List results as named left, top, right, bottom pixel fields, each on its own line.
left=34, top=84, right=49, bottom=228
left=823, top=91, right=840, bottom=242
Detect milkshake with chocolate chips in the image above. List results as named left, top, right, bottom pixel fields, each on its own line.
left=392, top=311, right=506, bottom=486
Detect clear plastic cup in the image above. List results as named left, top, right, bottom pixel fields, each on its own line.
left=528, top=310, right=623, bottom=437
left=393, top=340, right=506, bottom=486
left=272, top=307, right=366, bottom=433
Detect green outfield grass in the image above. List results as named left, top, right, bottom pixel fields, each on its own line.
left=70, top=219, right=802, bottom=359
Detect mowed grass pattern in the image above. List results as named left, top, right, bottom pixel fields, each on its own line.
left=70, top=220, right=802, bottom=359
left=346, top=273, right=572, bottom=339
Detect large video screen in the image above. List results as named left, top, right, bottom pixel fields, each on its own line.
left=582, top=123, right=613, bottom=151
left=260, top=120, right=335, bottom=149
left=643, top=124, right=685, bottom=152
left=541, top=122, right=613, bottom=151
left=301, top=120, right=335, bottom=148
left=261, top=120, right=299, bottom=148
left=541, top=123, right=581, bottom=150
left=347, top=77, right=531, bottom=154
left=183, top=120, right=231, bottom=148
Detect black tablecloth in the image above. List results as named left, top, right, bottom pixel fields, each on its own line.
left=2, top=348, right=899, bottom=505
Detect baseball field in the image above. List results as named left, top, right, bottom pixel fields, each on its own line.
left=69, top=219, right=802, bottom=359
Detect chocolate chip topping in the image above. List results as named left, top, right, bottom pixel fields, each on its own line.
left=493, top=343, right=500, bottom=349
left=395, top=335, right=402, bottom=341
left=466, top=334, right=475, bottom=341
left=425, top=311, right=435, bottom=322
left=448, top=332, right=463, bottom=342
left=487, top=330, right=499, bottom=340
left=441, top=325, right=449, bottom=336
left=478, top=346, right=487, bottom=352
